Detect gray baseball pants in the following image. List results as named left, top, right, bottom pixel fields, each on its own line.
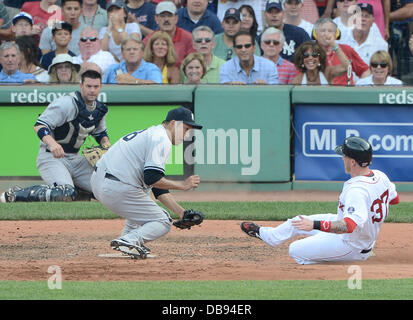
left=91, top=166, right=171, bottom=246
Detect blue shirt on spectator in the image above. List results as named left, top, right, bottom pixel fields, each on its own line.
left=219, top=55, right=279, bottom=84
left=126, top=2, right=158, bottom=34
left=103, top=60, right=162, bottom=84
left=0, top=69, right=37, bottom=83
left=177, top=7, right=223, bottom=35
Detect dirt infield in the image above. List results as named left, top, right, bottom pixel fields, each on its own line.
left=0, top=190, right=412, bottom=281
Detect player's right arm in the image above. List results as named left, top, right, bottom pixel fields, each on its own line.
left=151, top=175, right=200, bottom=191
left=34, top=125, right=65, bottom=159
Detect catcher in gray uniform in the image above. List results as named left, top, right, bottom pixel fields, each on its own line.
left=0, top=70, right=110, bottom=203
left=91, top=107, right=204, bottom=259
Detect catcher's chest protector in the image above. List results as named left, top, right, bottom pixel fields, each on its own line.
left=54, top=91, right=108, bottom=153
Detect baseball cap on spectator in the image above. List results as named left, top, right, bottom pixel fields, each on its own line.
left=106, top=0, right=126, bottom=10
left=165, top=107, right=203, bottom=129
left=52, top=21, right=73, bottom=35
left=358, top=3, right=374, bottom=15
left=265, top=0, right=284, bottom=11
left=12, top=12, right=33, bottom=26
left=223, top=8, right=241, bottom=22
left=155, top=1, right=177, bottom=15
left=48, top=53, right=81, bottom=74
left=283, top=0, right=303, bottom=3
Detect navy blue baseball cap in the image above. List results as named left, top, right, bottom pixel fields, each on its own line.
left=265, top=0, right=283, bottom=11
left=166, top=107, right=203, bottom=129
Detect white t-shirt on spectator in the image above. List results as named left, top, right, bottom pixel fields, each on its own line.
left=355, top=74, right=403, bottom=86
left=99, top=23, right=142, bottom=61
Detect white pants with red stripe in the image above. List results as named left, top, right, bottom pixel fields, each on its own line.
left=259, top=214, right=371, bottom=265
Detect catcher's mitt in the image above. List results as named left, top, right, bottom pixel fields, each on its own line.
left=173, top=209, right=204, bottom=230
left=82, top=146, right=109, bottom=167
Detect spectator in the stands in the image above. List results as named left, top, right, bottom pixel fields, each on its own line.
left=40, top=21, right=76, bottom=71
left=220, top=30, right=279, bottom=84
left=333, top=0, right=383, bottom=39
left=337, top=3, right=388, bottom=65
left=214, top=8, right=260, bottom=61
left=39, top=0, right=86, bottom=55
left=291, top=40, right=347, bottom=84
left=0, top=41, right=37, bottom=83
left=48, top=53, right=80, bottom=83
left=103, top=34, right=162, bottom=84
left=73, top=27, right=117, bottom=74
left=283, top=0, right=314, bottom=37
left=80, top=0, right=108, bottom=31
left=356, top=50, right=403, bottom=85
left=261, top=27, right=297, bottom=84
left=126, top=0, right=158, bottom=38
left=239, top=4, right=259, bottom=41
left=177, top=0, right=223, bottom=35
left=0, top=3, right=14, bottom=41
left=313, top=17, right=370, bottom=85
left=181, top=52, right=207, bottom=84
left=21, top=0, right=62, bottom=32
left=11, top=12, right=42, bottom=38
left=143, top=30, right=180, bottom=83
left=79, top=61, right=102, bottom=76
left=260, top=0, right=310, bottom=62
left=143, top=1, right=195, bottom=67
left=100, top=0, right=142, bottom=62
left=183, top=25, right=225, bottom=83
left=15, top=35, right=49, bottom=82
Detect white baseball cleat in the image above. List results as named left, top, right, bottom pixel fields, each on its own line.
left=110, top=238, right=148, bottom=259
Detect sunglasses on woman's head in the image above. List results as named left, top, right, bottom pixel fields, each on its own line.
left=80, top=37, right=98, bottom=42
left=194, top=37, right=212, bottom=43
left=263, top=40, right=280, bottom=46
left=371, top=62, right=388, bottom=68
left=303, top=51, right=319, bottom=58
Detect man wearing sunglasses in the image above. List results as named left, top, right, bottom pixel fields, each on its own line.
left=259, top=0, right=310, bottom=62
left=337, top=3, right=388, bottom=65
left=213, top=7, right=260, bottom=61
left=220, top=30, right=279, bottom=84
left=73, top=27, right=116, bottom=74
left=261, top=27, right=297, bottom=84
left=181, top=25, right=225, bottom=83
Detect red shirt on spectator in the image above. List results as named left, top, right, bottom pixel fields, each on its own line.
left=143, top=26, right=195, bottom=67
left=327, top=44, right=369, bottom=86
left=21, top=1, right=62, bottom=31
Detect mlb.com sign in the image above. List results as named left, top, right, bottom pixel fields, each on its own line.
left=303, top=122, right=413, bottom=159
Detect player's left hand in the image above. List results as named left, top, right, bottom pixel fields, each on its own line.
left=291, top=215, right=314, bottom=231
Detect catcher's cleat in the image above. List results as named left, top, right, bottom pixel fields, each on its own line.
left=110, top=238, right=148, bottom=259
left=240, top=221, right=262, bottom=240
left=0, top=186, right=22, bottom=203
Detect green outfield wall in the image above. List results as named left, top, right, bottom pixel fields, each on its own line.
left=1, top=84, right=412, bottom=191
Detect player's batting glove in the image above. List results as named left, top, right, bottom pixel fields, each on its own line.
left=173, top=209, right=204, bottom=230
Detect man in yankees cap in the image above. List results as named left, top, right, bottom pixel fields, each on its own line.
left=91, top=106, right=203, bottom=259
left=241, top=136, right=399, bottom=264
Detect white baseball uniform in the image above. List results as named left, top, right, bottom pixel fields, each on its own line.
left=259, top=169, right=399, bottom=264
left=90, top=124, right=173, bottom=247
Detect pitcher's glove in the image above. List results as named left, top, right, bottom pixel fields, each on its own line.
left=82, top=146, right=109, bottom=167
left=173, top=209, right=204, bottom=230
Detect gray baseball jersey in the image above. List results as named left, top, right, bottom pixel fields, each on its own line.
left=36, top=92, right=108, bottom=192
left=91, top=124, right=173, bottom=246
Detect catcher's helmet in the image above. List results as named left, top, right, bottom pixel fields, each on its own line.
left=335, top=136, right=372, bottom=167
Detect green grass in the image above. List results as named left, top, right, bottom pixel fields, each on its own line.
left=1, top=201, right=412, bottom=222
left=1, top=201, right=412, bottom=301
left=1, top=279, right=412, bottom=300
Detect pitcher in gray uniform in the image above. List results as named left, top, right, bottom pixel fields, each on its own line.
left=91, top=107, right=203, bottom=259
left=0, top=70, right=110, bottom=203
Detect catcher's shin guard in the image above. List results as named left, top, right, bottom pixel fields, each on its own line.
left=12, top=184, right=78, bottom=202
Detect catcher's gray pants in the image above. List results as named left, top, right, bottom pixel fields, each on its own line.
left=91, top=166, right=171, bottom=246
left=36, top=148, right=94, bottom=192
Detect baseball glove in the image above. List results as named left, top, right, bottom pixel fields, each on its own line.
left=82, top=146, right=109, bottom=167
left=173, top=209, right=204, bottom=230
